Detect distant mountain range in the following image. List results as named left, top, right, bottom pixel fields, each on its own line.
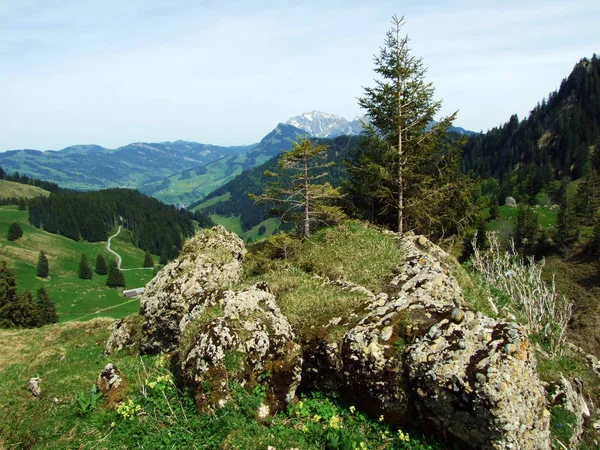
left=0, top=111, right=473, bottom=206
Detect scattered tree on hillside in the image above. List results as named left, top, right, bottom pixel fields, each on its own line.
left=78, top=254, right=93, bottom=280
left=7, top=222, right=23, bottom=241
left=36, top=286, right=58, bottom=325
left=17, top=198, right=27, bottom=211
left=555, top=186, right=579, bottom=246
left=1, top=289, right=39, bottom=328
left=345, top=15, right=474, bottom=238
left=489, top=197, right=500, bottom=221
left=0, top=261, right=18, bottom=327
left=159, top=247, right=169, bottom=265
left=37, top=251, right=49, bottom=278
left=95, top=254, right=107, bottom=275
left=106, top=260, right=125, bottom=288
left=143, top=250, right=154, bottom=268
left=250, top=136, right=345, bottom=239
left=514, top=205, right=539, bottom=251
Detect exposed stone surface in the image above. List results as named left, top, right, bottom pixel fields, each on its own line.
left=334, top=233, right=551, bottom=449
left=505, top=196, right=517, bottom=207
left=104, top=314, right=144, bottom=354
left=139, top=226, right=246, bottom=354
left=180, top=283, right=302, bottom=414
left=28, top=377, right=41, bottom=397
left=97, top=363, right=127, bottom=407
left=548, top=376, right=591, bottom=448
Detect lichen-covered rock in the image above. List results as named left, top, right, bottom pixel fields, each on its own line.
left=547, top=376, right=591, bottom=448
left=104, top=314, right=144, bottom=354
left=28, top=377, right=41, bottom=397
left=338, top=233, right=551, bottom=449
left=179, top=283, right=302, bottom=415
left=139, top=226, right=246, bottom=354
left=97, top=363, right=127, bottom=407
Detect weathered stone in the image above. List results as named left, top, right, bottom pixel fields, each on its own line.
left=104, top=314, right=144, bottom=354
left=139, top=226, right=246, bottom=354
left=28, top=377, right=41, bottom=397
left=337, top=233, right=551, bottom=449
left=97, top=363, right=127, bottom=407
left=505, top=196, right=517, bottom=207
left=179, top=284, right=302, bottom=415
left=547, top=376, right=590, bottom=448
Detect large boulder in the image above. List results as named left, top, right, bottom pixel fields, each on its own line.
left=337, top=233, right=551, bottom=449
left=179, top=283, right=302, bottom=416
left=138, top=226, right=246, bottom=354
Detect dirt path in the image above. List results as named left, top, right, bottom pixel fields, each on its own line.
left=106, top=225, right=153, bottom=271
left=71, top=297, right=140, bottom=322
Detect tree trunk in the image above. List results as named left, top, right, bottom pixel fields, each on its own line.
left=397, top=22, right=403, bottom=235
left=304, top=154, right=310, bottom=239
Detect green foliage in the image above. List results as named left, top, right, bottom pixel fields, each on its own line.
left=75, top=384, right=103, bottom=416
left=550, top=406, right=577, bottom=445
left=78, top=254, right=93, bottom=280
left=95, top=254, right=107, bottom=275
left=17, top=198, right=27, bottom=210
left=7, top=221, right=23, bottom=241
left=35, top=286, right=58, bottom=325
left=36, top=250, right=49, bottom=278
left=345, top=16, right=474, bottom=239
left=106, top=260, right=125, bottom=288
left=514, top=204, right=539, bottom=251
left=143, top=250, right=154, bottom=268
left=250, top=136, right=346, bottom=239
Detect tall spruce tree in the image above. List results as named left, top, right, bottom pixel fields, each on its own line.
left=345, top=15, right=474, bottom=239
left=37, top=251, right=49, bottom=278
left=78, top=254, right=93, bottom=280
left=143, top=250, right=154, bottom=268
left=2, top=289, right=39, bottom=328
left=36, top=286, right=58, bottom=325
left=106, top=260, right=125, bottom=288
left=250, top=136, right=345, bottom=238
left=7, top=222, right=23, bottom=241
left=0, top=261, right=18, bottom=325
left=95, top=254, right=107, bottom=275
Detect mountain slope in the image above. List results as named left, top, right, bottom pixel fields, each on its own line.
left=462, top=55, right=600, bottom=201
left=139, top=123, right=308, bottom=205
left=0, top=141, right=255, bottom=191
left=0, top=179, right=50, bottom=199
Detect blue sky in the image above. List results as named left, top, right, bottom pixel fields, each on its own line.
left=1, top=0, right=598, bottom=150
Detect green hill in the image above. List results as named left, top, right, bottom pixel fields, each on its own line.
left=0, top=205, right=153, bottom=322
left=0, top=179, right=50, bottom=199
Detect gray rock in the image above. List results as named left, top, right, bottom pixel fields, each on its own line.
left=28, top=377, right=41, bottom=397
left=97, top=363, right=127, bottom=407
left=179, top=284, right=302, bottom=415
left=337, top=233, right=551, bottom=449
left=104, top=314, right=144, bottom=354
left=505, top=196, right=517, bottom=208
left=139, top=226, right=246, bottom=354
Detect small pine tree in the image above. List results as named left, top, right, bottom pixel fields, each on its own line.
left=37, top=251, right=49, bottom=278
left=95, top=254, right=107, bottom=275
left=78, top=254, right=93, bottom=280
left=7, top=222, right=23, bottom=241
left=36, top=286, right=58, bottom=325
left=489, top=197, right=500, bottom=221
left=106, top=260, right=125, bottom=288
left=17, top=198, right=27, bottom=211
left=143, top=250, right=154, bottom=268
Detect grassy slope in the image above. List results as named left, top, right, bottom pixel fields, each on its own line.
left=0, top=180, right=50, bottom=199
left=210, top=214, right=281, bottom=242
left=0, top=206, right=153, bottom=322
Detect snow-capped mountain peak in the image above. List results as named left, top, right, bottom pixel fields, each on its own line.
left=286, top=111, right=363, bottom=138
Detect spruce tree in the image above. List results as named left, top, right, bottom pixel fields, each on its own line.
left=37, top=251, right=49, bottom=278
left=345, top=15, right=474, bottom=238
left=95, top=254, right=107, bottom=275
left=159, top=247, right=168, bottom=265
left=17, top=198, right=27, bottom=211
left=2, top=290, right=39, bottom=328
left=7, top=222, right=23, bottom=241
left=489, top=197, right=500, bottom=221
left=106, top=260, right=125, bottom=288
left=250, top=136, right=345, bottom=238
left=78, top=254, right=93, bottom=280
left=36, top=286, right=58, bottom=325
left=143, top=250, right=154, bottom=268
left=0, top=261, right=18, bottom=316
left=556, top=186, right=579, bottom=245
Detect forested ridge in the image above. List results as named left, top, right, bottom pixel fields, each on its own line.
left=462, top=55, right=600, bottom=204
left=27, top=189, right=198, bottom=258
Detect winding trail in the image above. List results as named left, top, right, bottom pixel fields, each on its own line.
left=106, top=225, right=154, bottom=271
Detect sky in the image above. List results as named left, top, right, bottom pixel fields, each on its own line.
left=1, top=0, right=599, bottom=151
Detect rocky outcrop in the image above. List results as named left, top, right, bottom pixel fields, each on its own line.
left=327, top=233, right=550, bottom=449
left=28, top=378, right=41, bottom=397
left=104, top=314, right=143, bottom=354
left=179, top=283, right=302, bottom=415
left=138, top=226, right=246, bottom=354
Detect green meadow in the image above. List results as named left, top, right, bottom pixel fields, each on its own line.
left=0, top=206, right=154, bottom=323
